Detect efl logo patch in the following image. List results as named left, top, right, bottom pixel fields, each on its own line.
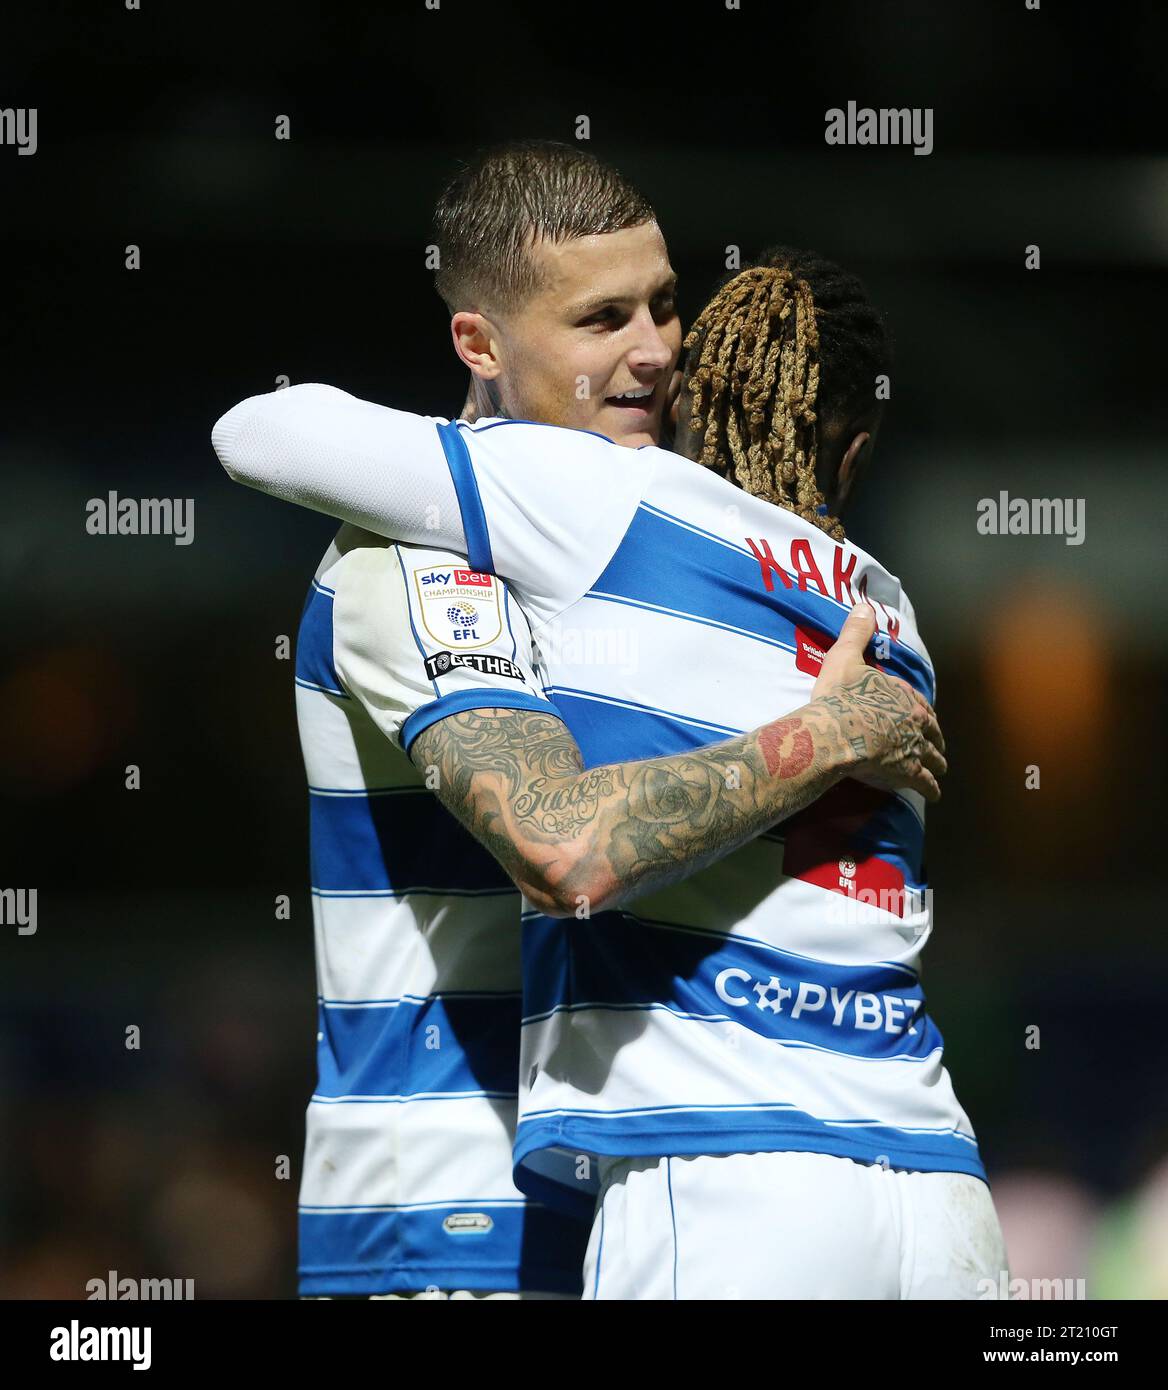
left=414, top=566, right=503, bottom=650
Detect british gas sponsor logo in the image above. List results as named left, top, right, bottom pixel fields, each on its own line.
left=413, top=566, right=502, bottom=648
left=795, top=627, right=827, bottom=675
left=793, top=623, right=884, bottom=679
left=713, top=968, right=921, bottom=1037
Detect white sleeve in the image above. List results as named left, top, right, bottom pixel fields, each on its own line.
left=330, top=535, right=558, bottom=755
left=212, top=383, right=658, bottom=631
left=212, top=383, right=466, bottom=553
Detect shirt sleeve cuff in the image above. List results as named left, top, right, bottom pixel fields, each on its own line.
left=401, top=688, right=556, bottom=756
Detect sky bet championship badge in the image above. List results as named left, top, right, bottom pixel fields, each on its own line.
left=413, top=565, right=504, bottom=650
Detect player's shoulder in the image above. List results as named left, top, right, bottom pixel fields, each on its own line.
left=325, top=531, right=511, bottom=627
left=326, top=524, right=480, bottom=582
left=310, top=524, right=399, bottom=591
left=458, top=416, right=615, bottom=447
left=458, top=416, right=656, bottom=469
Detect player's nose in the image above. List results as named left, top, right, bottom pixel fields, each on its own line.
left=627, top=307, right=677, bottom=374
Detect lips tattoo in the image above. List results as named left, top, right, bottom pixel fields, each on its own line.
left=759, top=717, right=815, bottom=778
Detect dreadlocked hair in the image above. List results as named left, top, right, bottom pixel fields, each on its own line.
left=683, top=247, right=890, bottom=542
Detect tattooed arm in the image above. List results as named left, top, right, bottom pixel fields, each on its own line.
left=411, top=606, right=945, bottom=918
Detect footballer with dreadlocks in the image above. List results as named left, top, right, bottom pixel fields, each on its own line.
left=680, top=247, right=890, bottom=540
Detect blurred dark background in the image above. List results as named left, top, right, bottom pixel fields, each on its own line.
left=1, top=0, right=1165, bottom=1297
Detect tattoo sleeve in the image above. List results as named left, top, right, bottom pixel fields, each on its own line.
left=410, top=694, right=868, bottom=917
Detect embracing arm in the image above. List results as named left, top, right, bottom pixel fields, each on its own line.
left=212, top=384, right=468, bottom=552
left=212, top=383, right=654, bottom=624
left=411, top=608, right=945, bottom=917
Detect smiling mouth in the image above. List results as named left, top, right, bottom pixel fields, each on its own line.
left=604, top=387, right=656, bottom=411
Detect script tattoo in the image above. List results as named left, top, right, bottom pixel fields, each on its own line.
left=514, top=768, right=619, bottom=835
left=409, top=666, right=935, bottom=910
left=412, top=705, right=850, bottom=909
left=413, top=710, right=616, bottom=900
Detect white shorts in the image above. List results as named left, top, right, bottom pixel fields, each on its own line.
left=583, top=1151, right=1009, bottom=1300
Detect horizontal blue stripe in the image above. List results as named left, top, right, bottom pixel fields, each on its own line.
left=585, top=587, right=798, bottom=654
left=309, top=784, right=510, bottom=894
left=526, top=1003, right=941, bottom=1070
left=543, top=689, right=738, bottom=765
left=401, top=688, right=554, bottom=756
left=513, top=1107, right=986, bottom=1216
left=296, top=579, right=347, bottom=697
left=519, top=902, right=922, bottom=983
left=639, top=500, right=937, bottom=694
left=594, top=505, right=935, bottom=702
left=637, top=500, right=756, bottom=552
left=521, top=916, right=938, bottom=1061
left=523, top=1101, right=973, bottom=1138
left=315, top=995, right=522, bottom=1099
left=547, top=686, right=741, bottom=738
left=299, top=1201, right=589, bottom=1295
left=590, top=903, right=921, bottom=981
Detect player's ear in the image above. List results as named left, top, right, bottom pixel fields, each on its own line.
left=835, top=430, right=871, bottom=511
left=451, top=311, right=502, bottom=381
